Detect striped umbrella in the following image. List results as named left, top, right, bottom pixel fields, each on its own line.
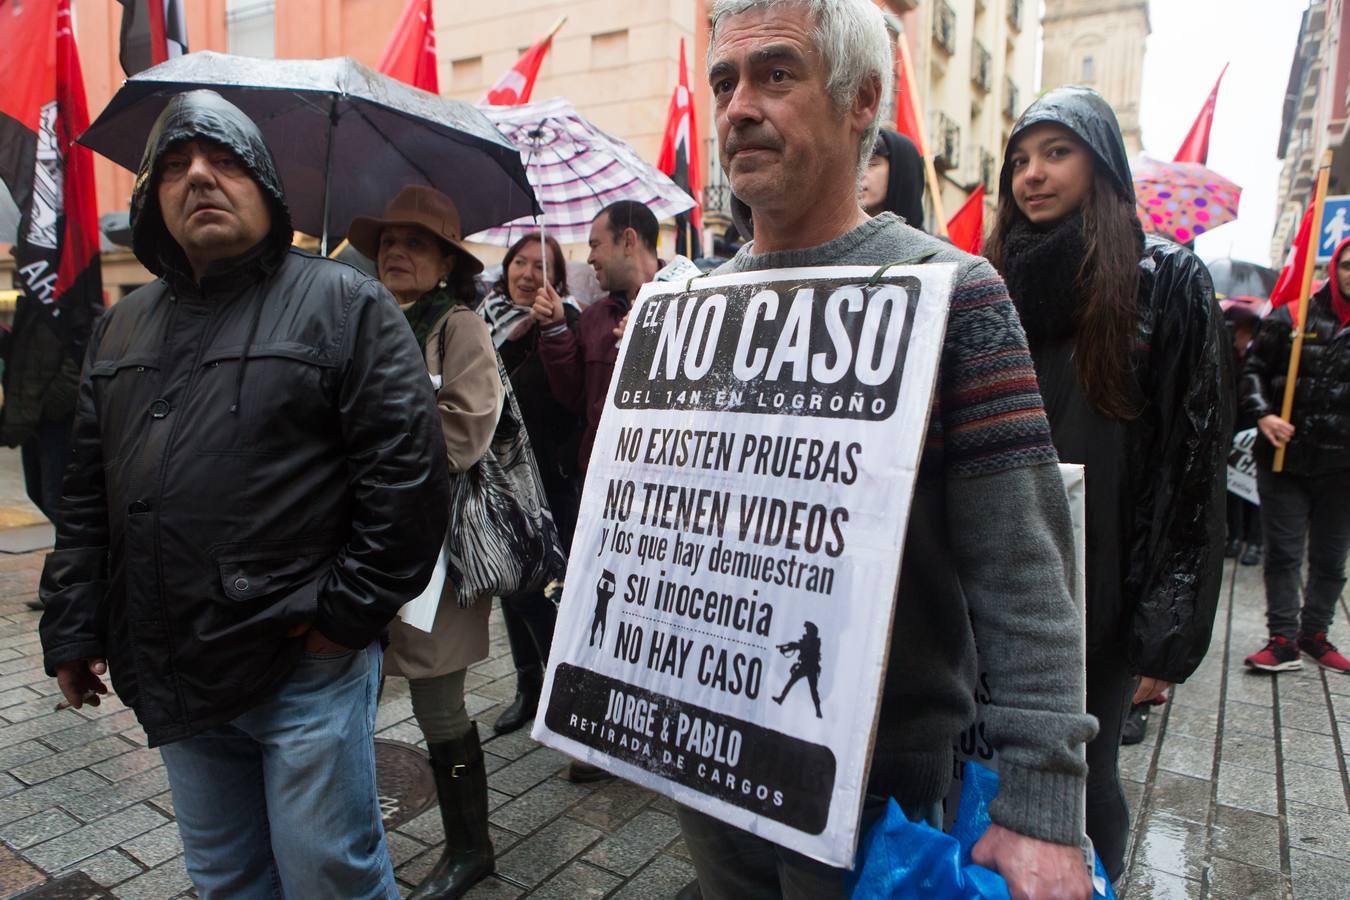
left=469, top=97, right=695, bottom=248
left=1132, top=155, right=1241, bottom=244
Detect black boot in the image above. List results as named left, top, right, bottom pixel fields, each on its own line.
left=493, top=666, right=542, bottom=735
left=409, top=730, right=495, bottom=900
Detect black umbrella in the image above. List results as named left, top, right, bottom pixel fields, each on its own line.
left=1205, top=257, right=1277, bottom=301
left=79, top=52, right=538, bottom=252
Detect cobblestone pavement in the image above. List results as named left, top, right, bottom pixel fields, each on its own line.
left=0, top=505, right=1342, bottom=896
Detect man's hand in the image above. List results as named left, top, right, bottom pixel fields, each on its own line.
left=1258, top=414, right=1295, bottom=449
left=54, top=659, right=108, bottom=710
left=613, top=312, right=629, bottom=340
left=530, top=281, right=565, bottom=327
left=971, top=824, right=1092, bottom=900
left=286, top=623, right=350, bottom=656
left=1133, top=675, right=1173, bottom=705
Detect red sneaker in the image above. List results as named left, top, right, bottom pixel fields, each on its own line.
left=1244, top=636, right=1302, bottom=672
left=1298, top=632, right=1350, bottom=674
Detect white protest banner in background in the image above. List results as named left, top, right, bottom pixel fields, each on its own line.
left=1227, top=427, right=1259, bottom=505
left=533, top=264, right=954, bottom=867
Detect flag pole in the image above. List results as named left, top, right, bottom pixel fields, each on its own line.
left=894, top=26, right=948, bottom=237
left=545, top=15, right=568, bottom=42
left=1273, top=149, right=1332, bottom=473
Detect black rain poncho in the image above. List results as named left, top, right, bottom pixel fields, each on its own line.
left=39, top=90, right=449, bottom=746
left=1000, top=87, right=1233, bottom=683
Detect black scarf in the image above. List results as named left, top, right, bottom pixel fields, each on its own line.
left=403, top=286, right=458, bottom=350
left=1000, top=214, right=1087, bottom=349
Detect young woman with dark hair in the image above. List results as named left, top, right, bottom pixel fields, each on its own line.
left=985, top=86, right=1232, bottom=881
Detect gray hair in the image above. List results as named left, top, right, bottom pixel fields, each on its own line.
left=708, top=0, right=894, bottom=181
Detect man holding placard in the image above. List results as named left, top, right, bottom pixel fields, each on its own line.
left=531, top=1, right=1095, bottom=897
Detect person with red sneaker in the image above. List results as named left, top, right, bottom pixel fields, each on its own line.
left=1242, top=237, right=1350, bottom=676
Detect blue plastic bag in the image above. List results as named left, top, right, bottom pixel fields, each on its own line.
left=849, top=761, right=1115, bottom=899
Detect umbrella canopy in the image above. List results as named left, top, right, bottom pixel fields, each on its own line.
left=79, top=52, right=537, bottom=249
left=1205, top=257, right=1277, bottom=301
left=469, top=97, right=695, bottom=246
left=1132, top=155, right=1240, bottom=244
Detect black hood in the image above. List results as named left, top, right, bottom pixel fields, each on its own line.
left=875, top=130, right=926, bottom=230
left=130, top=89, right=293, bottom=278
left=999, top=86, right=1135, bottom=206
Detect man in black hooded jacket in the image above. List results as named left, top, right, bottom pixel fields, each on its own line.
left=38, top=90, right=448, bottom=898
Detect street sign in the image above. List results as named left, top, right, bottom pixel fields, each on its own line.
left=1316, top=194, right=1350, bottom=262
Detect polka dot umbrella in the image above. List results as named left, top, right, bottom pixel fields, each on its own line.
left=1131, top=155, right=1241, bottom=244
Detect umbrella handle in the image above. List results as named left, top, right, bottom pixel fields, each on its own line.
left=319, top=100, right=339, bottom=255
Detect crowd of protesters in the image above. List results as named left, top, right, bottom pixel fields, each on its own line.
left=7, top=0, right=1347, bottom=898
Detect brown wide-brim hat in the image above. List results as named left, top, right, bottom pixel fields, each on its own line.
left=347, top=185, right=484, bottom=277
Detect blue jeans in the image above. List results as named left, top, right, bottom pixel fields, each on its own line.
left=159, top=642, right=397, bottom=900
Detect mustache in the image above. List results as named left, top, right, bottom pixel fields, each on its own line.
left=724, top=129, right=783, bottom=156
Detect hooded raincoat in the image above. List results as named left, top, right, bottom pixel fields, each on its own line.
left=1000, top=87, right=1232, bottom=683
left=873, top=130, right=927, bottom=230
left=37, top=91, right=449, bottom=747
left=1241, top=236, right=1350, bottom=475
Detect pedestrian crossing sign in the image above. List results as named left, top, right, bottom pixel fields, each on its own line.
left=1316, top=195, right=1350, bottom=262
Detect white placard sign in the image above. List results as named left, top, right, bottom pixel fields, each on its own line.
left=1227, top=427, right=1259, bottom=505
left=532, top=264, right=955, bottom=866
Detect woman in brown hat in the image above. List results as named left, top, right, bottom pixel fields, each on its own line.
left=348, top=185, right=498, bottom=900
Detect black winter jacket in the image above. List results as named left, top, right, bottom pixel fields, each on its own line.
left=38, top=91, right=449, bottom=747
left=1241, top=290, right=1350, bottom=474
left=1001, top=87, right=1232, bottom=683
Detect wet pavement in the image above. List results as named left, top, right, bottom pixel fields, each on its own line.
left=0, top=445, right=1341, bottom=898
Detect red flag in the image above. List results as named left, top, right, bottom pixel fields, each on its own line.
left=482, top=32, right=555, bottom=106
left=657, top=39, right=702, bottom=235
left=0, top=0, right=104, bottom=348
left=116, top=1, right=188, bottom=77
left=1174, top=64, right=1228, bottom=164
left=1270, top=201, right=1313, bottom=314
left=378, top=0, right=438, bottom=93
left=946, top=185, right=984, bottom=254
left=894, top=38, right=925, bottom=156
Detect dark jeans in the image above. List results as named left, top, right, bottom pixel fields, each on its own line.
left=1226, top=493, right=1261, bottom=545
left=1085, top=650, right=1135, bottom=882
left=19, top=417, right=72, bottom=522
left=500, top=590, right=557, bottom=673
left=1257, top=466, right=1350, bottom=640
left=677, top=795, right=932, bottom=900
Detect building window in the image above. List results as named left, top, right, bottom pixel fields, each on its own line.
left=1081, top=55, right=1095, bottom=82
left=1003, top=76, right=1020, bottom=121
left=591, top=30, right=629, bottom=68
left=227, top=0, right=274, bottom=59
left=452, top=57, right=482, bottom=89
left=933, top=1, right=957, bottom=56
left=934, top=112, right=960, bottom=172
left=972, top=41, right=992, bottom=92
left=979, top=148, right=996, bottom=193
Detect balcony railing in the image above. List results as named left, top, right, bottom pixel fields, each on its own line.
left=971, top=42, right=992, bottom=92
left=979, top=148, right=997, bottom=193
left=703, top=183, right=733, bottom=218
left=933, top=1, right=957, bottom=56
left=1003, top=76, right=1020, bottom=121
left=934, top=112, right=961, bottom=172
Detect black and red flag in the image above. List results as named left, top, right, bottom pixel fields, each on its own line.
left=0, top=0, right=104, bottom=352
left=116, top=0, right=188, bottom=77
left=657, top=39, right=703, bottom=259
